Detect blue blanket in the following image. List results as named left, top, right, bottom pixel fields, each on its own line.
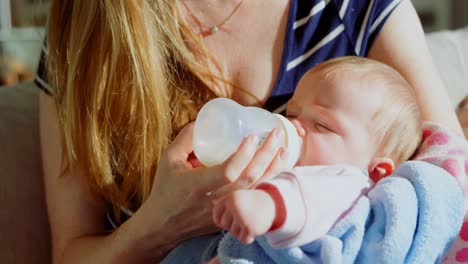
left=162, top=161, right=464, bottom=264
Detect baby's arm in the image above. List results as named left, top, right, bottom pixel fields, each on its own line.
left=212, top=165, right=372, bottom=248
left=212, top=188, right=277, bottom=244
left=212, top=162, right=463, bottom=264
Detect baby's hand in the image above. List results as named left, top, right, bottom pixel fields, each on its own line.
left=212, top=189, right=276, bottom=244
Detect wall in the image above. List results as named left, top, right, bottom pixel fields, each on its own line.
left=453, top=0, right=468, bottom=28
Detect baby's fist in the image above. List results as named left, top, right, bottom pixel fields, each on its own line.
left=212, top=189, right=276, bottom=244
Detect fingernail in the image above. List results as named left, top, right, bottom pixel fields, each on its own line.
left=251, top=135, right=259, bottom=145
left=277, top=128, right=284, bottom=138
left=272, top=128, right=279, bottom=137
left=280, top=148, right=288, bottom=160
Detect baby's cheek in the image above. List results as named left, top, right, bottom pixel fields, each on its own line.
left=340, top=145, right=371, bottom=168
left=316, top=146, right=348, bottom=165
left=300, top=142, right=333, bottom=165
left=300, top=135, right=355, bottom=166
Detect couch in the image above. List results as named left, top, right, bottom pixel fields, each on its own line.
left=1, top=27, right=467, bottom=264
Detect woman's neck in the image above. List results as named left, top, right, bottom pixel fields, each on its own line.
left=179, top=0, right=244, bottom=30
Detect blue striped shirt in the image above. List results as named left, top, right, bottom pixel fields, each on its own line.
left=264, top=0, right=402, bottom=113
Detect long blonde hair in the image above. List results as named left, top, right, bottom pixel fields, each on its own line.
left=46, top=0, right=228, bottom=220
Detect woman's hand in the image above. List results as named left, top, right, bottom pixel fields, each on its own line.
left=212, top=127, right=290, bottom=197
left=142, top=123, right=290, bottom=254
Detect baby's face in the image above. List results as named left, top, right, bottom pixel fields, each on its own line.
left=287, top=69, right=385, bottom=168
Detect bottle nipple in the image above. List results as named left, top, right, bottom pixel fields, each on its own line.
left=273, top=114, right=302, bottom=168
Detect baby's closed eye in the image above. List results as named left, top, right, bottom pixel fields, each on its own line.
left=314, top=122, right=334, bottom=133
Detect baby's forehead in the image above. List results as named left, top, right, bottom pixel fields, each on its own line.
left=300, top=67, right=365, bottom=94
left=311, top=64, right=373, bottom=81
left=295, top=67, right=388, bottom=112
left=313, top=65, right=393, bottom=94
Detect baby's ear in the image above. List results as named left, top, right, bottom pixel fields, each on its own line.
left=368, top=158, right=394, bottom=183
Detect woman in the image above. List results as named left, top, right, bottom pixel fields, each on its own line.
left=36, top=0, right=463, bottom=263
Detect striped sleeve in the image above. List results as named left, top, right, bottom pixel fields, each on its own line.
left=34, top=39, right=53, bottom=96
left=333, top=0, right=402, bottom=56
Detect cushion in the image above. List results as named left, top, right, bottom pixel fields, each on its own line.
left=426, top=26, right=468, bottom=108
left=0, top=82, right=51, bottom=263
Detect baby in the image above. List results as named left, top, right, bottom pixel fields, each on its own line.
left=212, top=56, right=422, bottom=246
left=161, top=57, right=464, bottom=264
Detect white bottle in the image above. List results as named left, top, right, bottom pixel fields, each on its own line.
left=193, top=98, right=302, bottom=168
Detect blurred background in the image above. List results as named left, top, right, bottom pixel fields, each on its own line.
left=0, top=0, right=467, bottom=87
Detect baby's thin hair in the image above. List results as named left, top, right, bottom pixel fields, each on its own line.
left=312, top=56, right=422, bottom=166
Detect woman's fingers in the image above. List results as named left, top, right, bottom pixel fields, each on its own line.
left=200, top=128, right=290, bottom=198
left=209, top=129, right=288, bottom=197
left=163, top=122, right=195, bottom=169
left=196, top=135, right=260, bottom=194
left=170, top=122, right=195, bottom=152
left=258, top=148, right=289, bottom=182
left=233, top=128, right=285, bottom=188
left=222, top=135, right=259, bottom=182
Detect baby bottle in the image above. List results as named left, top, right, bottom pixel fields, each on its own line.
left=193, top=98, right=302, bottom=168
